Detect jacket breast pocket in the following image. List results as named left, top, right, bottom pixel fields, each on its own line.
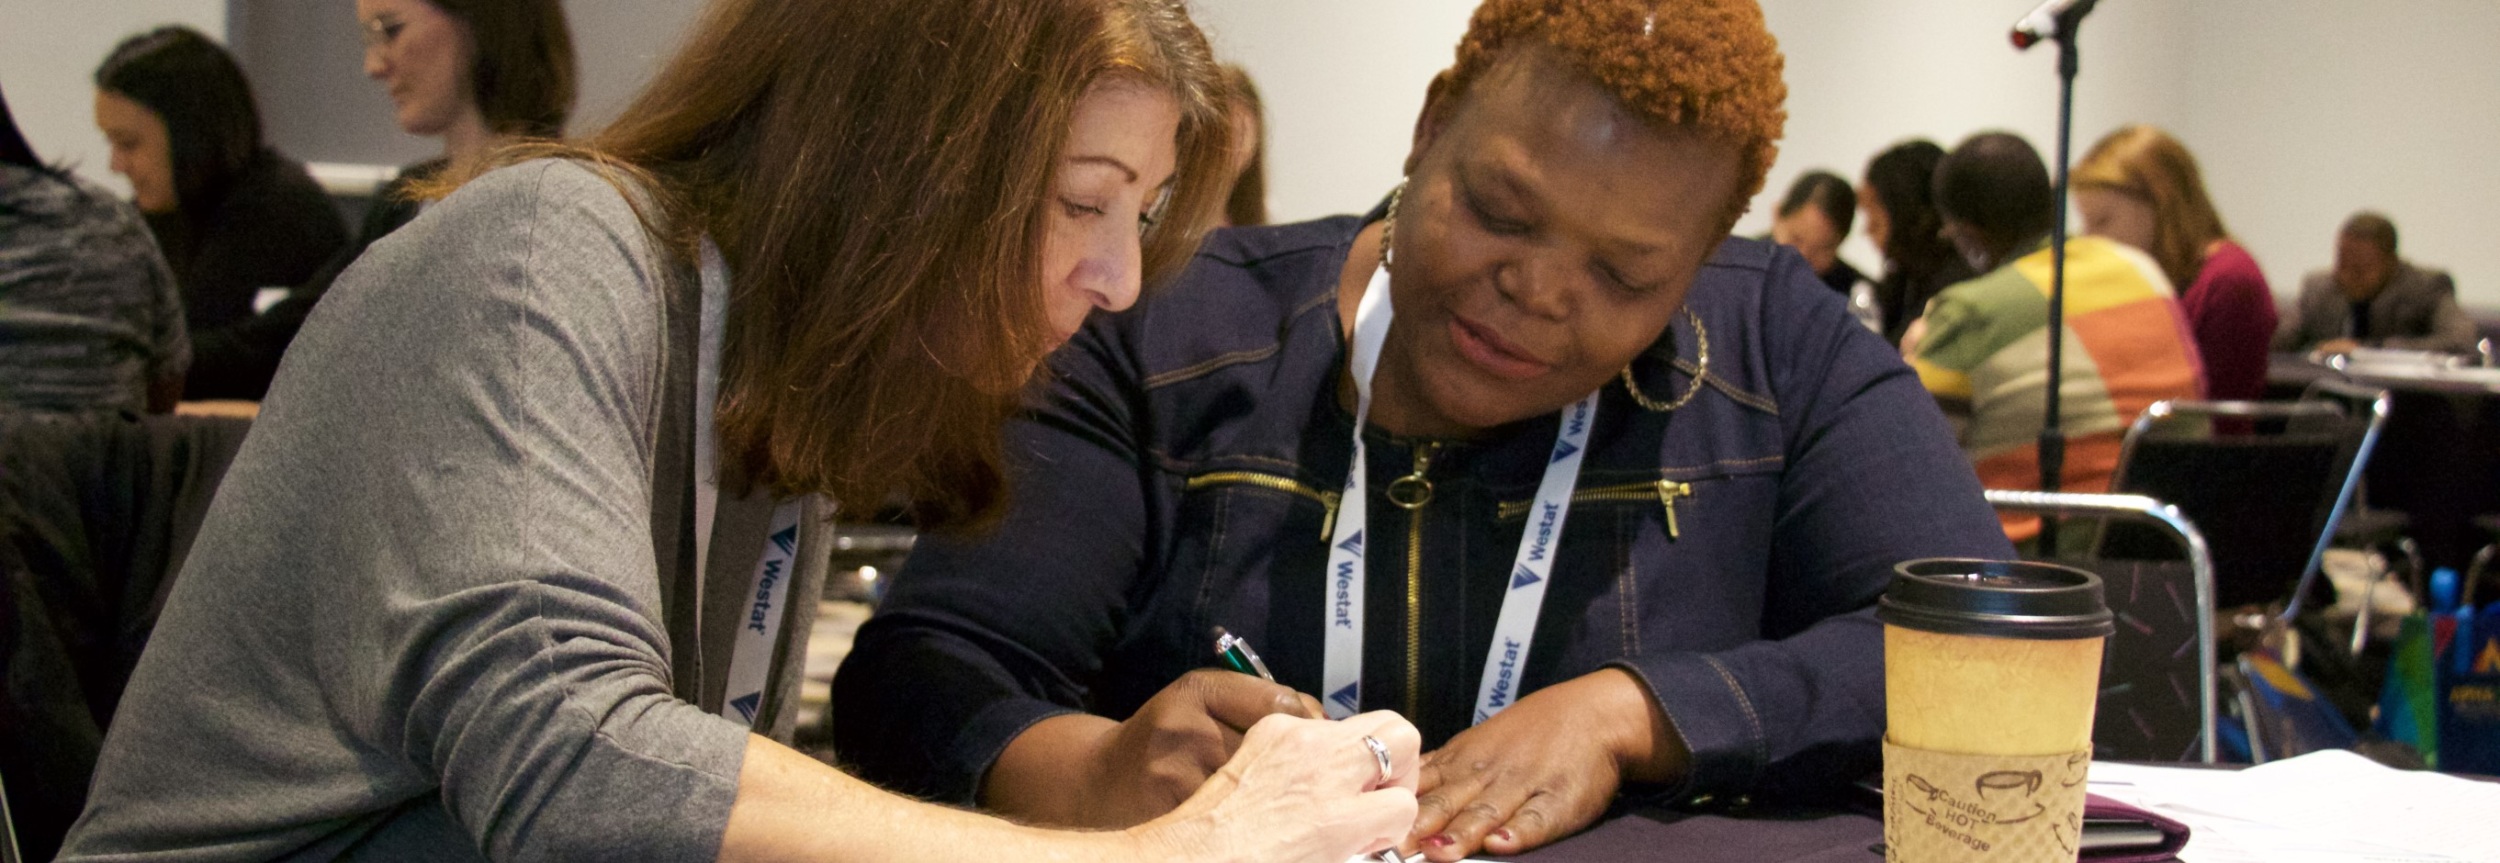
left=1102, top=470, right=1338, bottom=714
left=1492, top=466, right=1784, bottom=684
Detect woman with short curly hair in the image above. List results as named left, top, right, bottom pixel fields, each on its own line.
left=834, top=0, right=2013, bottom=859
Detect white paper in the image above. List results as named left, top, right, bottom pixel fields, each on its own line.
left=2088, top=752, right=2500, bottom=863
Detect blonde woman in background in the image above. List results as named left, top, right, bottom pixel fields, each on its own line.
left=2073, top=124, right=2273, bottom=400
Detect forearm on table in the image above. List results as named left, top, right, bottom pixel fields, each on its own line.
left=724, top=734, right=1143, bottom=863
left=980, top=712, right=1124, bottom=827
left=1608, top=619, right=1884, bottom=799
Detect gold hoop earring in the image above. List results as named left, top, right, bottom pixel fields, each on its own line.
left=1379, top=180, right=1406, bottom=268
left=1621, top=309, right=1711, bottom=413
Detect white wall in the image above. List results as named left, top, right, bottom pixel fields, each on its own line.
left=0, top=0, right=227, bottom=195
left=1188, top=0, right=1476, bottom=222
left=2177, top=1, right=2500, bottom=312
left=1192, top=0, right=2500, bottom=310
left=19, top=1, right=2495, bottom=309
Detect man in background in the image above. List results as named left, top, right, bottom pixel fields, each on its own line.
left=1906, top=132, right=2201, bottom=543
left=2275, top=212, right=2475, bottom=355
left=1768, top=169, right=1867, bottom=295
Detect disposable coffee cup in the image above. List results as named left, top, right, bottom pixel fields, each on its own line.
left=1878, top=558, right=2114, bottom=863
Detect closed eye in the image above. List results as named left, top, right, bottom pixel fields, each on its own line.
left=1465, top=188, right=1532, bottom=237
left=1060, top=197, right=1106, bottom=219
left=1596, top=261, right=1656, bottom=295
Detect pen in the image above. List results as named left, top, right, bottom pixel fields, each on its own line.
left=1210, top=627, right=1415, bottom=863
left=1213, top=626, right=1274, bottom=681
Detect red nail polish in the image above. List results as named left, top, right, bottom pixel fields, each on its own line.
left=1425, top=834, right=1454, bottom=848
left=1492, top=828, right=1515, bottom=843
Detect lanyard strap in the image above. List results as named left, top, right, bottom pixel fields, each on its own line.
left=694, top=240, right=810, bottom=726
left=1319, top=260, right=1599, bottom=723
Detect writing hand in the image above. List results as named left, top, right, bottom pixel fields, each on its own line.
left=988, top=668, right=1324, bottom=828
left=1141, top=710, right=1423, bottom=863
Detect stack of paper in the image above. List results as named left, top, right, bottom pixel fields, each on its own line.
left=2089, top=750, right=2500, bottom=862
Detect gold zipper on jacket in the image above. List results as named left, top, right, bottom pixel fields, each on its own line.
left=1183, top=471, right=1342, bottom=539
left=1389, top=442, right=1441, bottom=719
left=1496, top=479, right=1696, bottom=540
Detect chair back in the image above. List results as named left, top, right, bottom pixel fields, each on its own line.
left=1987, top=490, right=2219, bottom=763
left=1, top=768, right=19, bottom=863
left=0, top=411, right=252, bottom=861
left=2103, top=393, right=2380, bottom=612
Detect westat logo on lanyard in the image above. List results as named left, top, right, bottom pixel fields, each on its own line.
left=723, top=507, right=805, bottom=724
left=1319, top=260, right=1600, bottom=724
left=695, top=239, right=810, bottom=728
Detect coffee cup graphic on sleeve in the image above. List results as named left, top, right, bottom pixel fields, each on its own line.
left=1879, top=558, right=2114, bottom=863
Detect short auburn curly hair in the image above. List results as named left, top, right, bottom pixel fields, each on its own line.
left=1442, top=0, right=1786, bottom=234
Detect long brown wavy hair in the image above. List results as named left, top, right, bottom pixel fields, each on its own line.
left=442, top=0, right=1229, bottom=530
left=2074, top=124, right=2231, bottom=292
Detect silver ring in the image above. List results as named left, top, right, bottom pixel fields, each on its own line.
left=1360, top=734, right=1394, bottom=784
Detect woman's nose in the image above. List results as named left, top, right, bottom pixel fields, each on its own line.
left=1071, top=224, right=1143, bottom=314
left=1497, top=254, right=1572, bottom=320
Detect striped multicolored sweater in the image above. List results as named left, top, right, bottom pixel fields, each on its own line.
left=1909, top=236, right=2204, bottom=540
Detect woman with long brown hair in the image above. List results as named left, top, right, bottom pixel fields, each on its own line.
left=60, top=0, right=1418, bottom=860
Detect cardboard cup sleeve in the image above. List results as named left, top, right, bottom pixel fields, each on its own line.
left=1883, top=739, right=2093, bottom=863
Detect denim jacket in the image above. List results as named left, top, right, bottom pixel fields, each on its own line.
left=833, top=214, right=2013, bottom=806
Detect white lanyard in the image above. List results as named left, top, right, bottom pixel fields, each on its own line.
left=1319, top=260, right=1599, bottom=723
left=694, top=240, right=810, bottom=726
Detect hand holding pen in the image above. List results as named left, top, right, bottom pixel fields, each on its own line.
left=1214, top=627, right=1421, bottom=863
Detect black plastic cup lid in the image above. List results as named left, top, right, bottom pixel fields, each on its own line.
left=1877, top=558, right=2115, bottom=640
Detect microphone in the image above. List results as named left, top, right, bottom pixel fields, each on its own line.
left=2009, top=0, right=2099, bottom=49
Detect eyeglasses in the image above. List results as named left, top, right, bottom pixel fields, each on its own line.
left=360, top=16, right=406, bottom=50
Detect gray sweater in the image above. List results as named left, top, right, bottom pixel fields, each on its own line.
left=62, top=162, right=749, bottom=862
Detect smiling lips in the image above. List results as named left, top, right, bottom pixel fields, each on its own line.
left=1448, top=315, right=1552, bottom=380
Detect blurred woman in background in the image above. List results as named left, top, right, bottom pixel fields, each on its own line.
left=2074, top=124, right=2274, bottom=401
left=93, top=25, right=345, bottom=400
left=1217, top=63, right=1269, bottom=226
left=353, top=0, right=574, bottom=209
left=190, top=0, right=579, bottom=402
left=1857, top=138, right=1970, bottom=347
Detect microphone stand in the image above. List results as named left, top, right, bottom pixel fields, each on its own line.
left=2033, top=0, right=2094, bottom=552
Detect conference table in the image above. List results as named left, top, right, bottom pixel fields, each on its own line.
left=2266, top=352, right=2500, bottom=574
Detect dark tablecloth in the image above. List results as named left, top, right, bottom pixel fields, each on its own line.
left=1501, top=808, right=1885, bottom=862
left=1503, top=805, right=2188, bottom=863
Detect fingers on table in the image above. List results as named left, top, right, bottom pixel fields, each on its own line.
left=1407, top=760, right=1589, bottom=861
left=1411, top=763, right=1524, bottom=858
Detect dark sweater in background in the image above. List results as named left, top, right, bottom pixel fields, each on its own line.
left=144, top=148, right=346, bottom=399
